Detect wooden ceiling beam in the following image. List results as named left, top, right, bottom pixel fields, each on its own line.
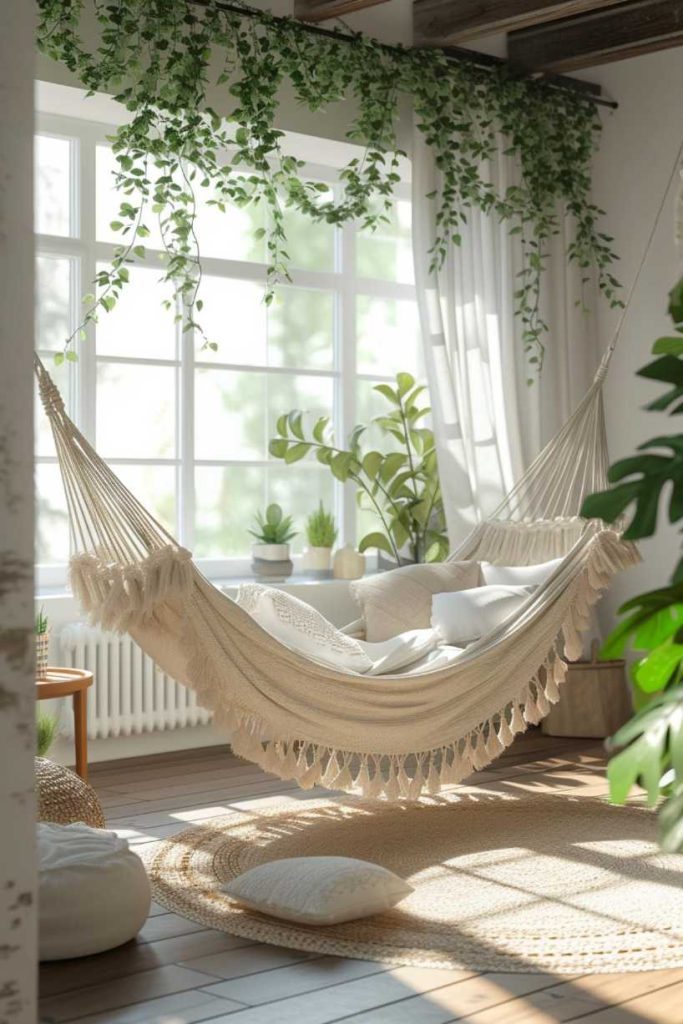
left=508, top=0, right=683, bottom=72
left=294, top=0, right=390, bottom=23
left=413, top=0, right=624, bottom=46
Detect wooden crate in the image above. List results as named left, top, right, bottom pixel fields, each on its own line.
left=541, top=641, right=632, bottom=739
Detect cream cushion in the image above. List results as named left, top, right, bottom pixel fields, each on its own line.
left=351, top=561, right=481, bottom=641
left=431, top=584, right=535, bottom=645
left=235, top=584, right=373, bottom=674
left=223, top=856, right=413, bottom=925
left=481, top=557, right=563, bottom=587
left=358, top=628, right=439, bottom=675
left=38, top=821, right=151, bottom=960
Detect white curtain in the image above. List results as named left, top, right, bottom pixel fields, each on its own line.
left=412, top=128, right=596, bottom=549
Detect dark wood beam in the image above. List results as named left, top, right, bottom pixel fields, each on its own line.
left=414, top=0, right=624, bottom=46
left=294, top=0, right=390, bottom=22
left=508, top=0, right=683, bottom=71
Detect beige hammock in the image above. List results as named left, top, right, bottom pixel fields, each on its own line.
left=35, top=341, right=639, bottom=800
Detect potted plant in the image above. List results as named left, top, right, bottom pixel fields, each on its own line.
left=269, top=373, right=448, bottom=567
left=249, top=503, right=297, bottom=582
left=35, top=606, right=49, bottom=680
left=302, top=502, right=337, bottom=577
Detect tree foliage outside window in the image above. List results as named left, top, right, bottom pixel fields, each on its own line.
left=37, top=0, right=620, bottom=371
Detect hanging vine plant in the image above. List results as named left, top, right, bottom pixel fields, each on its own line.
left=37, top=0, right=620, bottom=371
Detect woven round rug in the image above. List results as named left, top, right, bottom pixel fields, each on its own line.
left=144, top=794, right=683, bottom=973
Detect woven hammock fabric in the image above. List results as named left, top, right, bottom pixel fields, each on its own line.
left=35, top=358, right=639, bottom=800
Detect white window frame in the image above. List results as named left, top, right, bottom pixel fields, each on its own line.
left=35, top=111, right=418, bottom=592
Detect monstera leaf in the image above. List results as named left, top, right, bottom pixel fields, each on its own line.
left=581, top=436, right=683, bottom=542
left=607, top=686, right=683, bottom=807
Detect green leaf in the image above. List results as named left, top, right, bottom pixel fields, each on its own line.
left=396, top=371, right=415, bottom=397
left=607, top=686, right=683, bottom=806
left=284, top=442, right=310, bottom=464
left=265, top=503, right=282, bottom=526
left=362, top=451, right=383, bottom=480
left=312, top=417, right=330, bottom=444
left=652, top=337, right=683, bottom=356
left=288, top=411, right=304, bottom=441
left=330, top=452, right=352, bottom=482
left=379, top=452, right=407, bottom=483
left=373, top=384, right=399, bottom=405
left=268, top=438, right=289, bottom=458
left=358, top=531, right=394, bottom=556
left=275, top=414, right=288, bottom=437
left=634, top=644, right=683, bottom=693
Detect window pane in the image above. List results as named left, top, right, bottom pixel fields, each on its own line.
left=36, top=463, right=69, bottom=564
left=194, top=186, right=266, bottom=263
left=268, top=288, right=334, bottom=370
left=35, top=135, right=72, bottom=237
left=36, top=254, right=72, bottom=351
left=194, top=465, right=265, bottom=558
left=113, top=464, right=176, bottom=537
left=196, top=277, right=266, bottom=365
left=357, top=199, right=413, bottom=284
left=281, top=192, right=335, bottom=272
left=267, top=466, right=335, bottom=555
left=196, top=370, right=333, bottom=461
left=96, top=263, right=177, bottom=360
left=195, top=369, right=265, bottom=461
left=356, top=296, right=422, bottom=377
left=97, top=363, right=176, bottom=458
left=35, top=359, right=70, bottom=458
left=96, top=145, right=165, bottom=250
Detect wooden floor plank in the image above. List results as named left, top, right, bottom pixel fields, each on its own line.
left=48, top=989, right=245, bottom=1024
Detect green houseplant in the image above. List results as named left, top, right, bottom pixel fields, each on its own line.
left=249, top=503, right=297, bottom=581
left=303, top=502, right=338, bottom=575
left=36, top=710, right=59, bottom=758
left=581, top=274, right=683, bottom=852
left=35, top=606, right=49, bottom=680
left=270, top=373, right=448, bottom=566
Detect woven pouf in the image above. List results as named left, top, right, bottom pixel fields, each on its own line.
left=35, top=757, right=105, bottom=829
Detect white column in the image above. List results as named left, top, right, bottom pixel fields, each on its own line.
left=0, top=2, right=38, bottom=1021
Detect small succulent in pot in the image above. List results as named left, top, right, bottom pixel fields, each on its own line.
left=249, top=504, right=297, bottom=581
left=303, top=502, right=337, bottom=575
left=35, top=606, right=50, bottom=680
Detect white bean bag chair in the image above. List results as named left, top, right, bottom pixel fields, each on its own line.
left=38, top=821, right=151, bottom=960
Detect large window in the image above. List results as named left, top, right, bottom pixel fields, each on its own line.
left=35, top=112, right=423, bottom=586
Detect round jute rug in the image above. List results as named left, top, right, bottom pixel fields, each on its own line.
left=144, top=794, right=683, bottom=973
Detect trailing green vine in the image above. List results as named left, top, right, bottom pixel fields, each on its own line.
left=37, top=0, right=620, bottom=370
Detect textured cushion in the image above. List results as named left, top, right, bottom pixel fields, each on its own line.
left=481, top=557, right=563, bottom=587
left=223, top=856, right=413, bottom=925
left=38, top=821, right=151, bottom=960
left=351, top=561, right=481, bottom=641
left=236, top=584, right=373, bottom=674
left=431, top=584, right=535, bottom=645
left=394, top=644, right=464, bottom=675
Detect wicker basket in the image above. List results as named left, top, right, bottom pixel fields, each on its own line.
left=541, top=640, right=632, bottom=739
left=35, top=757, right=105, bottom=829
left=35, top=632, right=49, bottom=681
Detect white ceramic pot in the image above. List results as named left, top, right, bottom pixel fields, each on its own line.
left=252, top=543, right=290, bottom=562
left=304, top=546, right=332, bottom=572
left=333, top=545, right=366, bottom=580
left=36, top=631, right=50, bottom=680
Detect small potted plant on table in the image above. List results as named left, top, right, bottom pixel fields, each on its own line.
left=249, top=503, right=297, bottom=582
left=302, top=502, right=337, bottom=578
left=35, top=607, right=49, bottom=680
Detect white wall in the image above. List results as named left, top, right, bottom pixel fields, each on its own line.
left=0, top=3, right=37, bottom=1021
left=586, top=48, right=683, bottom=629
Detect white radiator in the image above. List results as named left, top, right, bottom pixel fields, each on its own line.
left=59, top=623, right=212, bottom=739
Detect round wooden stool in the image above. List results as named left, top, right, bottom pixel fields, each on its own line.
left=36, top=667, right=93, bottom=781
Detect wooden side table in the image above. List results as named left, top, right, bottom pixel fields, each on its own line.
left=36, top=667, right=93, bottom=781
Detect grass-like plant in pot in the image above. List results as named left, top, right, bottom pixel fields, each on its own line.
left=35, top=606, right=49, bottom=680
left=270, top=373, right=448, bottom=566
left=36, top=710, right=59, bottom=758
left=581, top=274, right=683, bottom=852
left=249, top=503, right=297, bottom=582
left=304, top=502, right=338, bottom=575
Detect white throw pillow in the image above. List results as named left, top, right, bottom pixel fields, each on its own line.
left=358, top=628, right=438, bottom=675
left=394, top=644, right=464, bottom=675
left=235, top=584, right=373, bottom=674
left=350, top=561, right=481, bottom=641
left=481, top=557, right=563, bottom=587
left=38, top=821, right=151, bottom=960
left=223, top=856, right=413, bottom=925
left=431, top=584, right=535, bottom=645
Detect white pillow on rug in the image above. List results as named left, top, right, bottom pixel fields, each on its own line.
left=431, top=584, right=535, bottom=645
left=481, top=557, right=563, bottom=588
left=350, top=561, right=481, bottom=641
left=235, top=584, right=373, bottom=674
left=223, top=856, right=413, bottom=925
